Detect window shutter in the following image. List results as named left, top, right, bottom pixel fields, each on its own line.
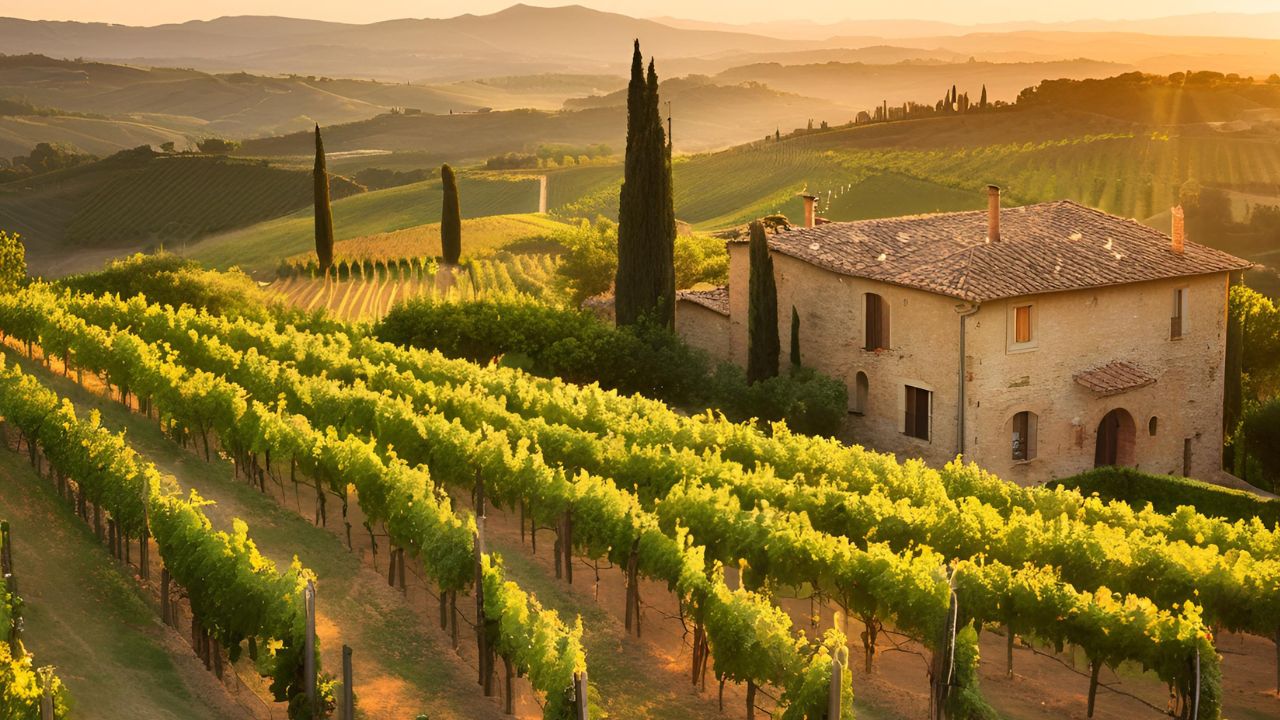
left=1015, top=306, right=1031, bottom=344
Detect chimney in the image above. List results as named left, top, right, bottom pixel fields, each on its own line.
left=1170, top=205, right=1185, bottom=254
left=987, top=185, right=1001, bottom=241
left=801, top=194, right=817, bottom=229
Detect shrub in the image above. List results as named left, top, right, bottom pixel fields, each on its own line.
left=1049, top=466, right=1280, bottom=527
left=58, top=252, right=303, bottom=325
left=375, top=296, right=848, bottom=436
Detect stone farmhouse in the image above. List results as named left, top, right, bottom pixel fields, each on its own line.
left=676, top=187, right=1253, bottom=485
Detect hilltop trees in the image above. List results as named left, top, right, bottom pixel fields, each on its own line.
left=313, top=125, right=334, bottom=275
left=747, top=221, right=779, bottom=383
left=441, top=164, right=462, bottom=265
left=615, top=40, right=675, bottom=327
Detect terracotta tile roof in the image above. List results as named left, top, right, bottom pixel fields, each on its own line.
left=743, top=201, right=1252, bottom=302
left=1074, top=361, right=1157, bottom=396
left=677, top=286, right=729, bottom=316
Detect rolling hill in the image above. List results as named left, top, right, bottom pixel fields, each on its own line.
left=0, top=146, right=364, bottom=275
left=183, top=173, right=542, bottom=273
left=0, top=54, right=625, bottom=144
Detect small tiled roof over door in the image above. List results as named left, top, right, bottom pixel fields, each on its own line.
left=1074, top=361, right=1157, bottom=396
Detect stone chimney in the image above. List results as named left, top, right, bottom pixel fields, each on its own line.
left=801, top=194, right=817, bottom=229
left=987, top=185, right=1001, bottom=241
left=1170, top=205, right=1185, bottom=254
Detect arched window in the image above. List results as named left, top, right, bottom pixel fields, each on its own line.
left=1148, top=417, right=1158, bottom=436
left=864, top=293, right=890, bottom=350
left=852, top=371, right=869, bottom=415
left=1012, top=411, right=1038, bottom=461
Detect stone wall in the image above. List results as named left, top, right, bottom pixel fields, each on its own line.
left=675, top=301, right=731, bottom=363
left=726, top=242, right=1232, bottom=486
left=964, top=272, right=1229, bottom=484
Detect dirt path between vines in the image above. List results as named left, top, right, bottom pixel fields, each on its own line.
left=2, top=347, right=507, bottom=720
left=0, top=439, right=252, bottom=720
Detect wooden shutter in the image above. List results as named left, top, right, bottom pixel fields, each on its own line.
left=1014, top=306, right=1031, bottom=344
left=865, top=294, right=883, bottom=350
left=905, top=386, right=930, bottom=440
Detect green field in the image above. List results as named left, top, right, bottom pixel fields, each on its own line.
left=186, top=173, right=541, bottom=273
left=306, top=213, right=569, bottom=263
left=66, top=155, right=362, bottom=246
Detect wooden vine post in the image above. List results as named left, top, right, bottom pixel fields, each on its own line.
left=304, top=580, right=317, bottom=719
left=623, top=538, right=641, bottom=637
left=929, top=569, right=958, bottom=720
left=474, top=471, right=494, bottom=696
left=38, top=666, right=55, bottom=720
left=1, top=520, right=12, bottom=582
left=341, top=645, right=354, bottom=720
left=573, top=670, right=589, bottom=720
left=827, top=649, right=843, bottom=720
left=562, top=511, right=574, bottom=585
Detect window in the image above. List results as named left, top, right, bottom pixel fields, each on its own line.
left=1171, top=288, right=1188, bottom=340
left=904, top=385, right=931, bottom=441
left=852, top=371, right=869, bottom=415
left=1007, top=302, right=1037, bottom=350
left=1012, top=411, right=1038, bottom=461
left=1148, top=417, right=1158, bottom=436
left=864, top=293, right=890, bottom=351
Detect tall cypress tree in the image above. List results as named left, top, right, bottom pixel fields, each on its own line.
left=615, top=40, right=675, bottom=327
left=747, top=221, right=779, bottom=383
left=313, top=124, right=334, bottom=275
left=790, top=305, right=801, bottom=369
left=440, top=163, right=461, bottom=265
left=979, top=84, right=988, bottom=109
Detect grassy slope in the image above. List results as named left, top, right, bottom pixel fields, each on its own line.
left=0, top=405, right=248, bottom=719
left=187, top=174, right=540, bottom=273
left=0, top=114, right=195, bottom=158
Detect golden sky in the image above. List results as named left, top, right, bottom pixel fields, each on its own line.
left=5, top=0, right=1278, bottom=26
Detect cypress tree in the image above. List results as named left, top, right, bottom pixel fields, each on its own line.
left=615, top=40, right=675, bottom=327
left=747, top=221, right=779, bottom=383
left=980, top=84, right=988, bottom=109
left=313, top=124, right=334, bottom=275
left=790, top=306, right=801, bottom=369
left=441, top=163, right=461, bottom=265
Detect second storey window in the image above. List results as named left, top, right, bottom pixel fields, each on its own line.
left=1171, top=287, right=1188, bottom=340
left=865, top=293, right=890, bottom=350
left=1007, top=302, right=1037, bottom=351
left=904, top=385, right=931, bottom=441
left=1014, top=305, right=1032, bottom=343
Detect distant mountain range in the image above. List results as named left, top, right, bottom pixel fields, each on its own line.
left=4, top=4, right=1280, bottom=83
left=651, top=12, right=1280, bottom=41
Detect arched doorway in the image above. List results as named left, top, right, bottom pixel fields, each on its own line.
left=1094, top=408, right=1136, bottom=467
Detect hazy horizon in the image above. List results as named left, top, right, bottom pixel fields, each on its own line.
left=7, top=0, right=1280, bottom=28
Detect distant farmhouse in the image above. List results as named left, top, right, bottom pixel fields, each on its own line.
left=677, top=188, right=1253, bottom=485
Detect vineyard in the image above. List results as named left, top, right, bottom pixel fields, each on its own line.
left=269, top=253, right=561, bottom=321
left=0, top=281, right=1276, bottom=720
